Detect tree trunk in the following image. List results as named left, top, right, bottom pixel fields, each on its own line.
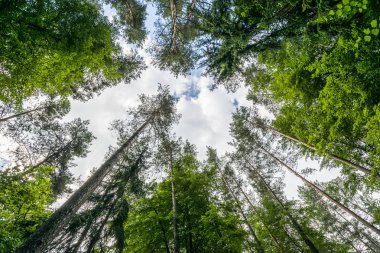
left=85, top=199, right=118, bottom=253
left=71, top=221, right=92, bottom=253
left=331, top=206, right=378, bottom=253
left=229, top=172, right=284, bottom=252
left=250, top=120, right=372, bottom=175
left=260, top=145, right=380, bottom=237
left=242, top=156, right=319, bottom=253
left=15, top=114, right=155, bottom=253
left=0, top=106, right=47, bottom=122
left=170, top=152, right=180, bottom=253
left=215, top=161, right=265, bottom=253
left=170, top=0, right=177, bottom=50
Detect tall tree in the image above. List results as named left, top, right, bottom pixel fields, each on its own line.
left=3, top=117, right=94, bottom=196
left=15, top=87, right=178, bottom=253
left=0, top=0, right=144, bottom=105
left=207, top=149, right=265, bottom=253
left=149, top=0, right=199, bottom=76
left=124, top=142, right=247, bottom=252
left=0, top=166, right=54, bottom=252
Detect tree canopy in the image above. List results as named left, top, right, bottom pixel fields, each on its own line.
left=1, top=0, right=380, bottom=252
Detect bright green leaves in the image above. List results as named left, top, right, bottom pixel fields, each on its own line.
left=0, top=166, right=54, bottom=252
left=0, top=0, right=144, bottom=106
left=371, top=19, right=378, bottom=28
left=123, top=151, right=246, bottom=252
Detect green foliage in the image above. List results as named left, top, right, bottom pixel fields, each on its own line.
left=124, top=151, right=246, bottom=252
left=0, top=166, right=54, bottom=252
left=0, top=0, right=144, bottom=106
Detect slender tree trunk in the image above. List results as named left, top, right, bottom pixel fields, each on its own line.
left=331, top=206, right=378, bottom=253
left=260, top=145, right=380, bottom=237
left=170, top=152, right=180, bottom=253
left=215, top=161, right=265, bottom=253
left=242, top=156, right=319, bottom=253
left=15, top=114, right=156, bottom=253
left=71, top=221, right=92, bottom=253
left=85, top=199, right=118, bottom=253
left=170, top=0, right=177, bottom=50
left=250, top=121, right=372, bottom=175
left=229, top=172, right=284, bottom=252
left=0, top=106, right=47, bottom=122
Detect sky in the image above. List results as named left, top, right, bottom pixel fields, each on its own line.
left=64, top=3, right=252, bottom=178
left=60, top=4, right=344, bottom=201
left=0, top=2, right=343, bottom=205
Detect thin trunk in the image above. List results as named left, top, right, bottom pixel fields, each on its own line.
left=0, top=106, right=47, bottom=122
left=170, top=151, right=180, bottom=253
left=16, top=114, right=156, bottom=253
left=349, top=200, right=374, bottom=220
left=71, top=222, right=92, bottom=253
left=331, top=206, right=378, bottom=253
left=242, top=156, right=319, bottom=253
left=251, top=121, right=372, bottom=175
left=170, top=0, right=177, bottom=50
left=215, top=162, right=265, bottom=253
left=229, top=173, right=284, bottom=252
left=260, top=145, right=380, bottom=237
left=85, top=199, right=118, bottom=253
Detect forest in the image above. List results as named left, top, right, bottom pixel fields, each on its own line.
left=0, top=0, right=380, bottom=252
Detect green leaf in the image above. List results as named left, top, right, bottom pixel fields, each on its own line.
left=344, top=5, right=351, bottom=11
left=363, top=0, right=368, bottom=4
left=336, top=9, right=343, bottom=15
left=364, top=35, right=371, bottom=42
left=337, top=4, right=343, bottom=9
left=329, top=10, right=335, bottom=15
left=364, top=28, right=371, bottom=34
left=343, top=0, right=349, bottom=4
left=371, top=19, right=378, bottom=28
left=372, top=29, right=379, bottom=36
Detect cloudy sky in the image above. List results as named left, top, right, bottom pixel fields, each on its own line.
left=58, top=4, right=345, bottom=202
left=0, top=3, right=343, bottom=204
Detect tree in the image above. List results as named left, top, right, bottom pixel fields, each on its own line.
left=15, top=86, right=178, bottom=253
left=207, top=148, right=265, bottom=253
left=0, top=0, right=144, bottom=106
left=0, top=166, right=54, bottom=252
left=149, top=0, right=199, bottom=76
left=3, top=117, right=95, bottom=196
left=237, top=106, right=372, bottom=175
left=104, top=0, right=148, bottom=45
left=124, top=142, right=247, bottom=252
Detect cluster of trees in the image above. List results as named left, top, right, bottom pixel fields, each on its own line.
left=0, top=0, right=380, bottom=252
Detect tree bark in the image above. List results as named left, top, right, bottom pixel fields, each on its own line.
left=15, top=114, right=156, bottom=253
left=260, top=145, right=380, bottom=237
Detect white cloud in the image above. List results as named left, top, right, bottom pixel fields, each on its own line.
left=65, top=46, right=249, bottom=179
